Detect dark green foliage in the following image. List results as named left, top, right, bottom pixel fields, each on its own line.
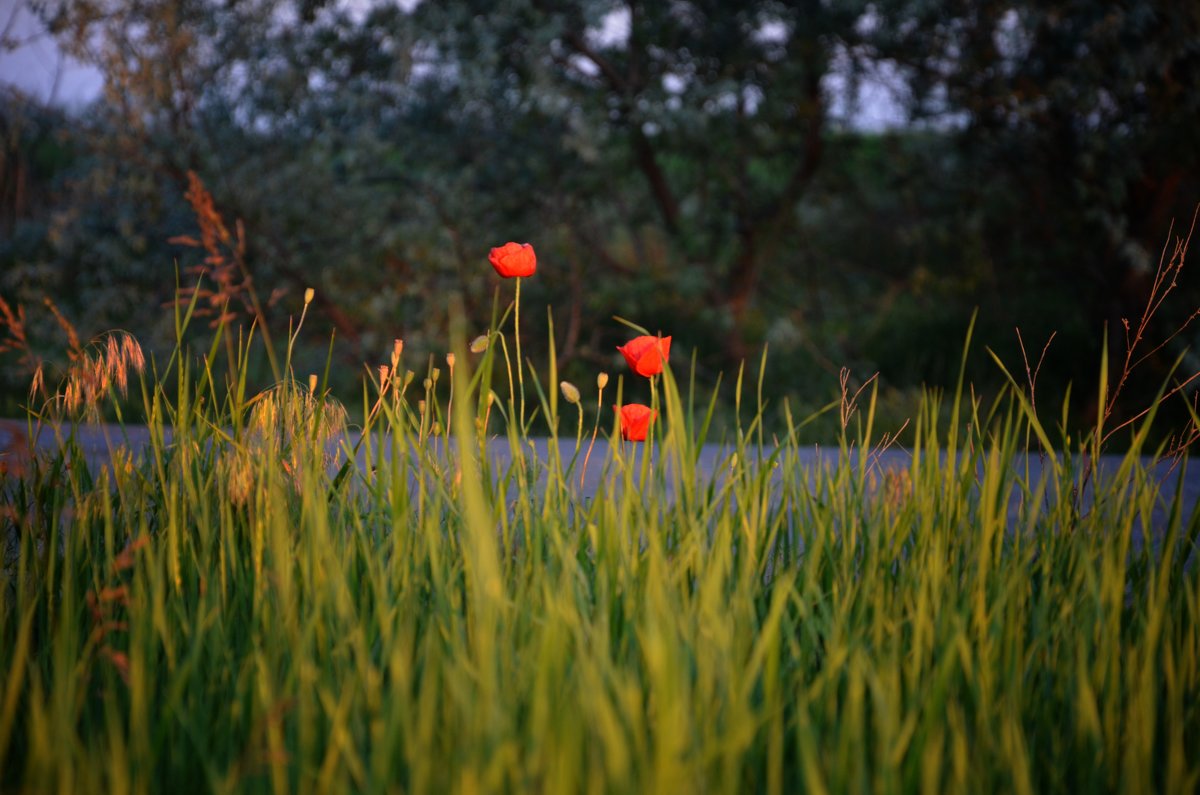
left=1, top=1, right=1198, bottom=441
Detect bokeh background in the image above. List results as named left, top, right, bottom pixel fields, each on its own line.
left=2, top=0, right=1199, bottom=441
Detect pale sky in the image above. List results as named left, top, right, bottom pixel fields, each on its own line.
left=0, top=0, right=103, bottom=106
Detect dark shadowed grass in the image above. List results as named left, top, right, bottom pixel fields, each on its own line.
left=1, top=290, right=1198, bottom=795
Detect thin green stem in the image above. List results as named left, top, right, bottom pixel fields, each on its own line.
left=515, top=276, right=526, bottom=431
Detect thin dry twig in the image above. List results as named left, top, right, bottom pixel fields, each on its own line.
left=1072, top=206, right=1200, bottom=512
left=1015, top=327, right=1057, bottom=418
left=866, top=416, right=911, bottom=477
left=839, top=367, right=879, bottom=430
left=1101, top=206, right=1199, bottom=445
left=1160, top=391, right=1200, bottom=476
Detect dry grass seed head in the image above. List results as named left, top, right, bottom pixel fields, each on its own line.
left=183, top=170, right=232, bottom=254
left=246, top=380, right=349, bottom=478
left=120, top=333, right=145, bottom=375
left=243, top=384, right=348, bottom=494
left=43, top=297, right=82, bottom=361
left=0, top=295, right=39, bottom=372
left=29, top=364, right=45, bottom=400
left=223, top=449, right=256, bottom=506
left=57, top=332, right=146, bottom=417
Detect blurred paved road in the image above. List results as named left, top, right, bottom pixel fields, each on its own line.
left=3, top=419, right=1199, bottom=539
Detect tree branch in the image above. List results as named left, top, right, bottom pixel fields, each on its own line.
left=559, top=27, right=682, bottom=236
left=561, top=30, right=629, bottom=95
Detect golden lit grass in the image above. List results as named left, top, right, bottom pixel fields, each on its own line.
left=1, top=203, right=1199, bottom=792
left=0, top=281, right=1197, bottom=794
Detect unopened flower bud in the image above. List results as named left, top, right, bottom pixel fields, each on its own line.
left=431, top=368, right=441, bottom=383
left=404, top=370, right=415, bottom=386
left=559, top=381, right=580, bottom=405
left=597, top=372, right=609, bottom=390
left=378, top=365, right=390, bottom=384
left=431, top=421, right=442, bottom=436
left=469, top=335, right=489, bottom=353
left=445, top=352, right=456, bottom=369
left=423, top=377, right=432, bottom=391
left=418, top=400, right=427, bottom=415
left=308, top=373, right=318, bottom=394
left=391, top=339, right=403, bottom=368
left=304, top=287, right=315, bottom=305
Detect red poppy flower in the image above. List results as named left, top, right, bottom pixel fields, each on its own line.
left=617, top=335, right=671, bottom=378
left=616, top=403, right=656, bottom=442
left=488, top=242, right=537, bottom=278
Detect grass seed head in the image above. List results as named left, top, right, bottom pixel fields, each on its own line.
left=223, top=450, right=255, bottom=506
left=246, top=380, right=348, bottom=472
left=120, top=333, right=145, bottom=375
left=29, top=363, right=45, bottom=399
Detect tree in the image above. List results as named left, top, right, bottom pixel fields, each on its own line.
left=863, top=1, right=1200, bottom=331
left=18, top=0, right=1197, bottom=433
left=411, top=0, right=871, bottom=358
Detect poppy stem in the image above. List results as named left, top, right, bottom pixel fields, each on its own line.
left=515, top=276, right=526, bottom=431
left=581, top=382, right=605, bottom=489
left=643, top=378, right=658, bottom=485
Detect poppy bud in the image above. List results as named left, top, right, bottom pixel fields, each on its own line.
left=304, top=287, right=315, bottom=305
left=446, top=353, right=456, bottom=369
left=308, top=374, right=318, bottom=394
left=597, top=372, right=609, bottom=390
left=488, top=242, right=537, bottom=278
left=470, top=335, right=490, bottom=353
left=560, top=381, right=581, bottom=404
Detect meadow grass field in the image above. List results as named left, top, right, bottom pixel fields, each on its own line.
left=2, top=269, right=1200, bottom=795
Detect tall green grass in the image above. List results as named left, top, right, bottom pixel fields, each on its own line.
left=1, top=292, right=1198, bottom=794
